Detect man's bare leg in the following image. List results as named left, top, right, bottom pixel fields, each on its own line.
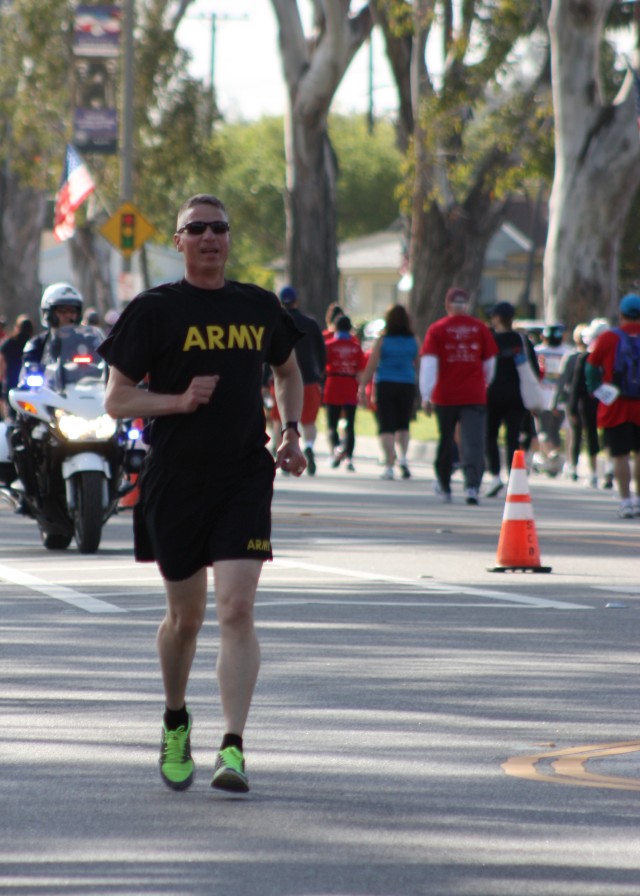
left=158, top=568, right=208, bottom=709
left=157, top=568, right=208, bottom=790
left=213, top=559, right=262, bottom=735
left=210, top=559, right=262, bottom=792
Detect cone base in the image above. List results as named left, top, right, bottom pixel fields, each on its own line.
left=487, top=564, right=552, bottom=573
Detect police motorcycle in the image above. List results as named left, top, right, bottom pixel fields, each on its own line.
left=0, top=323, right=141, bottom=554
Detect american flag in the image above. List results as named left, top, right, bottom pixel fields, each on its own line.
left=53, top=144, right=95, bottom=242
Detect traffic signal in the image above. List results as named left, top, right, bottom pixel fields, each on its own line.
left=120, top=212, right=135, bottom=250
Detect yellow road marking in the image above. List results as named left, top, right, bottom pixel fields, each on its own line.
left=502, top=741, right=640, bottom=791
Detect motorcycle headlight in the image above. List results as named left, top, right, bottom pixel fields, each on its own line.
left=26, top=373, right=45, bottom=388
left=55, top=411, right=117, bottom=440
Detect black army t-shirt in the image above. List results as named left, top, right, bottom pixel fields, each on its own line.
left=99, top=279, right=301, bottom=467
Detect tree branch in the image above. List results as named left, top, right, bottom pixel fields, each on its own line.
left=270, top=0, right=311, bottom=93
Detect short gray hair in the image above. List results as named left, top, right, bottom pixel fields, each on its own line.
left=176, top=194, right=228, bottom=229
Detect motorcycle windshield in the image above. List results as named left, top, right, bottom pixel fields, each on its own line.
left=44, top=325, right=106, bottom=388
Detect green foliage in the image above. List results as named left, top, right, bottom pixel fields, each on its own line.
left=378, top=0, right=415, bottom=39
left=330, top=115, right=404, bottom=238
left=207, top=117, right=288, bottom=284
left=0, top=0, right=73, bottom=185
left=391, top=0, right=554, bottom=215
left=180, top=114, right=405, bottom=282
left=469, top=1, right=543, bottom=88
left=135, top=76, right=224, bottom=241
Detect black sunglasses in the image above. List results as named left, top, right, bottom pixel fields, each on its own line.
left=177, top=220, right=230, bottom=236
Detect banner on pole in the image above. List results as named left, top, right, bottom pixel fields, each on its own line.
left=72, top=4, right=121, bottom=154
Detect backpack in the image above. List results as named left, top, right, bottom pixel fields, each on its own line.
left=613, top=328, right=640, bottom=398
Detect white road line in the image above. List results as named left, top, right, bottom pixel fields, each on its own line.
left=0, top=555, right=590, bottom=615
left=0, top=563, right=127, bottom=614
left=592, top=585, right=640, bottom=595
left=271, top=558, right=590, bottom=610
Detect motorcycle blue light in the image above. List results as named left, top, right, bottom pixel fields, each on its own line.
left=128, top=427, right=141, bottom=440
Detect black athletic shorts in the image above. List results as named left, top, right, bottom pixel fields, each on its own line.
left=375, top=381, right=416, bottom=434
left=133, top=449, right=275, bottom=582
left=603, top=422, right=640, bottom=458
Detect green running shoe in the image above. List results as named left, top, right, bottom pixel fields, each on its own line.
left=210, top=746, right=249, bottom=793
left=159, top=713, right=195, bottom=791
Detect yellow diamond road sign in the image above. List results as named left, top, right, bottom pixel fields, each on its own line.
left=100, top=202, right=156, bottom=257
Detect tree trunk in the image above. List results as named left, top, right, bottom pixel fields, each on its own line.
left=285, top=115, right=338, bottom=321
left=544, top=0, right=640, bottom=324
left=68, top=225, right=114, bottom=318
left=0, top=170, right=46, bottom=324
left=411, top=197, right=509, bottom=339
left=271, top=0, right=372, bottom=322
left=375, top=0, right=538, bottom=340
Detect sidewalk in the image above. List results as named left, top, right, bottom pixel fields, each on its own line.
left=325, top=434, right=606, bottom=485
left=352, top=434, right=435, bottom=465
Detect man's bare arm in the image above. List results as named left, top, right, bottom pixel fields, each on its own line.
left=104, top=366, right=219, bottom=419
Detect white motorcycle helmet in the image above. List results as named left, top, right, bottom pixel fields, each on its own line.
left=40, top=282, right=83, bottom=328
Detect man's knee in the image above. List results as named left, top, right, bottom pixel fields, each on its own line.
left=164, top=573, right=208, bottom=640
left=164, top=605, right=206, bottom=642
left=217, top=592, right=255, bottom=630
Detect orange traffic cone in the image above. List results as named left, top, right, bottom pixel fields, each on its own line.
left=119, top=417, right=144, bottom=509
left=118, top=473, right=139, bottom=509
left=487, top=449, right=551, bottom=573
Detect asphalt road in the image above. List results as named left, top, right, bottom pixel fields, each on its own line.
left=1, top=442, right=640, bottom=895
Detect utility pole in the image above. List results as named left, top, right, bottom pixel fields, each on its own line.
left=186, top=11, right=248, bottom=134
left=367, top=36, right=374, bottom=135
left=120, top=0, right=134, bottom=277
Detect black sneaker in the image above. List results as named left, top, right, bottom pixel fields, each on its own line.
left=304, top=446, right=316, bottom=476
left=399, top=462, right=411, bottom=479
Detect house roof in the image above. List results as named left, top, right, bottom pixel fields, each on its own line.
left=337, top=217, right=538, bottom=275
left=272, top=196, right=548, bottom=276
left=338, top=229, right=405, bottom=272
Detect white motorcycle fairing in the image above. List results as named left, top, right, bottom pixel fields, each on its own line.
left=2, top=324, right=133, bottom=554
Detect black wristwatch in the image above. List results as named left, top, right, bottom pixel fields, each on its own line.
left=282, top=421, right=300, bottom=436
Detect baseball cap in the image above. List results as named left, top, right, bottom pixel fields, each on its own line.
left=619, top=293, right=640, bottom=319
left=279, top=285, right=297, bottom=306
left=582, top=318, right=609, bottom=348
left=490, top=301, right=515, bottom=319
left=445, top=287, right=469, bottom=306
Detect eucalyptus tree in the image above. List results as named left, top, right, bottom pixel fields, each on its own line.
left=269, top=0, right=374, bottom=320
left=544, top=0, right=640, bottom=323
left=371, top=0, right=552, bottom=338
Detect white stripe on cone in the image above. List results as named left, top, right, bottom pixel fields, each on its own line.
left=506, top=468, right=529, bottom=496
left=502, top=502, right=534, bottom=521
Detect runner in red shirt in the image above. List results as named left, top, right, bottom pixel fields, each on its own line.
left=323, top=315, right=366, bottom=470
left=419, top=287, right=498, bottom=504
left=586, top=293, right=640, bottom=518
